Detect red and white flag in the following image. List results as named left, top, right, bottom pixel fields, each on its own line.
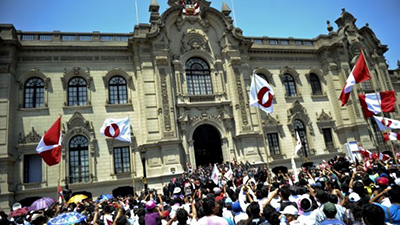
left=294, top=131, right=302, bottom=155
left=224, top=165, right=233, bottom=180
left=249, top=73, right=275, bottom=114
left=372, top=152, right=390, bottom=161
left=383, top=132, right=400, bottom=141
left=291, top=158, right=299, bottom=183
left=211, top=164, right=220, bottom=185
left=358, top=145, right=373, bottom=159
left=36, top=117, right=62, bottom=166
left=359, top=90, right=396, bottom=118
left=372, top=116, right=400, bottom=131
left=58, top=185, right=64, bottom=204
left=339, top=51, right=371, bottom=106
left=100, top=117, right=131, bottom=143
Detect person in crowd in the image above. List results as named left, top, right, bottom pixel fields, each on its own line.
left=362, top=203, right=385, bottom=225
left=320, top=202, right=345, bottom=225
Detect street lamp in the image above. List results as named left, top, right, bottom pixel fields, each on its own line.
left=139, top=148, right=148, bottom=190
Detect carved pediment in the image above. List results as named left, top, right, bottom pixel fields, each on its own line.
left=19, top=127, right=42, bottom=144
left=66, top=112, right=91, bottom=131
left=263, top=114, right=280, bottom=126
left=288, top=101, right=307, bottom=117
left=61, top=67, right=92, bottom=89
left=317, top=110, right=332, bottom=121
left=180, top=29, right=211, bottom=54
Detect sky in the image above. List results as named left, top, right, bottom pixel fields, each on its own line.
left=0, top=0, right=399, bottom=69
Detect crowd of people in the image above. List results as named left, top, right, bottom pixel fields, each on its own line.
left=1, top=152, right=400, bottom=225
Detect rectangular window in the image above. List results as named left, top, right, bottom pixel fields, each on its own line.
left=253, top=39, right=263, bottom=44
left=24, top=155, right=42, bottom=183
left=39, top=35, right=52, bottom=41
left=79, top=36, right=93, bottom=41
left=304, top=41, right=313, bottom=46
left=280, top=40, right=289, bottom=45
left=101, top=36, right=114, bottom=41
left=62, top=35, right=76, bottom=41
left=22, top=35, right=35, bottom=41
left=267, top=133, right=280, bottom=155
left=322, top=128, right=334, bottom=149
left=269, top=40, right=278, bottom=45
left=295, top=40, right=302, bottom=45
left=113, top=147, right=131, bottom=174
left=360, top=80, right=373, bottom=91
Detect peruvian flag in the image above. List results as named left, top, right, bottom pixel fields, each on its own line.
left=339, top=51, right=371, bottom=106
left=249, top=73, right=275, bottom=114
left=35, top=117, right=62, bottom=166
left=372, top=152, right=390, bottom=161
left=383, top=132, right=400, bottom=141
left=372, top=116, right=400, bottom=131
left=358, top=145, right=373, bottom=159
left=58, top=185, right=64, bottom=204
left=359, top=90, right=396, bottom=118
left=100, top=117, right=131, bottom=143
left=224, top=164, right=233, bottom=180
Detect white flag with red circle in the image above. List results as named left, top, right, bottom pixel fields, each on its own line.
left=249, top=73, right=274, bottom=114
left=100, top=117, right=131, bottom=143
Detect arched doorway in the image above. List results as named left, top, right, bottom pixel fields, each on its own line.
left=193, top=124, right=223, bottom=166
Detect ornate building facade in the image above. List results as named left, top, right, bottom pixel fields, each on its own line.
left=0, top=0, right=398, bottom=209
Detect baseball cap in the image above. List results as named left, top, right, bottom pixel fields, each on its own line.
left=232, top=202, right=242, bottom=213
left=323, top=202, right=336, bottom=214
left=280, top=205, right=298, bottom=216
left=348, top=192, right=360, bottom=203
left=145, top=200, right=156, bottom=210
left=173, top=187, right=181, bottom=194
left=377, top=177, right=389, bottom=187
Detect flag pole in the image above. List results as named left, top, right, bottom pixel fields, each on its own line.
left=58, top=115, right=62, bottom=203
left=252, top=73, right=271, bottom=171
left=361, top=49, right=397, bottom=165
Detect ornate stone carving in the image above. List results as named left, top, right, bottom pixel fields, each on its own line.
left=159, top=68, right=172, bottom=132
left=18, top=127, right=42, bottom=144
left=263, top=114, right=284, bottom=138
left=287, top=101, right=314, bottom=136
left=180, top=29, right=211, bottom=54
left=233, top=67, right=248, bottom=125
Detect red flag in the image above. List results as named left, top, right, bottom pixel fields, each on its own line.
left=359, top=90, right=396, bottom=118
left=383, top=132, right=400, bottom=141
left=339, top=51, right=371, bottom=106
left=58, top=185, right=64, bottom=204
left=358, top=145, right=372, bottom=159
left=372, top=151, right=390, bottom=161
left=36, top=117, right=62, bottom=166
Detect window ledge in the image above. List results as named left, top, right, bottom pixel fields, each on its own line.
left=285, top=96, right=303, bottom=100
left=112, top=172, right=132, bottom=179
left=23, top=182, right=42, bottom=189
left=325, top=148, right=338, bottom=153
left=19, top=107, right=49, bottom=111
left=105, top=103, right=133, bottom=108
left=271, top=155, right=283, bottom=160
left=63, top=105, right=92, bottom=110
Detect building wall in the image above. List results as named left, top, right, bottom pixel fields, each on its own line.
left=0, top=0, right=396, bottom=210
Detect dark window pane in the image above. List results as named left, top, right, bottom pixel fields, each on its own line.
left=109, top=76, right=128, bottom=104
left=186, top=58, right=213, bottom=95
left=284, top=74, right=296, bottom=97
left=68, top=77, right=87, bottom=106
left=370, top=118, right=385, bottom=146
left=322, top=128, right=334, bottom=149
left=113, top=146, right=130, bottom=174
left=69, top=135, right=89, bottom=183
left=267, top=133, right=280, bottom=155
left=24, top=77, right=45, bottom=108
left=294, top=120, right=309, bottom=156
left=310, top=74, right=322, bottom=95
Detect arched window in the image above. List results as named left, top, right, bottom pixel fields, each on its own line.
left=310, top=73, right=322, bottom=95
left=283, top=74, right=296, bottom=97
left=109, top=76, right=127, bottom=104
left=24, top=77, right=44, bottom=108
left=370, top=118, right=385, bottom=146
left=68, top=77, right=87, bottom=106
left=294, top=119, right=309, bottom=156
left=185, top=58, right=212, bottom=95
left=69, top=135, right=89, bottom=183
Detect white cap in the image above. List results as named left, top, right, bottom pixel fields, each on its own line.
left=12, top=202, right=22, bottom=211
left=280, top=205, right=298, bottom=216
left=173, top=187, right=181, bottom=194
left=348, top=192, right=361, bottom=203
left=395, top=178, right=400, bottom=186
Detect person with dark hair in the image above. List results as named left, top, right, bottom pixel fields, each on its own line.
left=362, top=204, right=385, bottom=225
left=371, top=185, right=400, bottom=224
left=313, top=190, right=345, bottom=224
left=197, top=198, right=228, bottom=225
left=344, top=192, right=364, bottom=225
left=297, top=197, right=315, bottom=224
left=320, top=202, right=345, bottom=225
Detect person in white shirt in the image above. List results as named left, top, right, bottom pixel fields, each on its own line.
left=197, top=198, right=228, bottom=225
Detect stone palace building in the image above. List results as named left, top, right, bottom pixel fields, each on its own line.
left=0, top=0, right=399, bottom=210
